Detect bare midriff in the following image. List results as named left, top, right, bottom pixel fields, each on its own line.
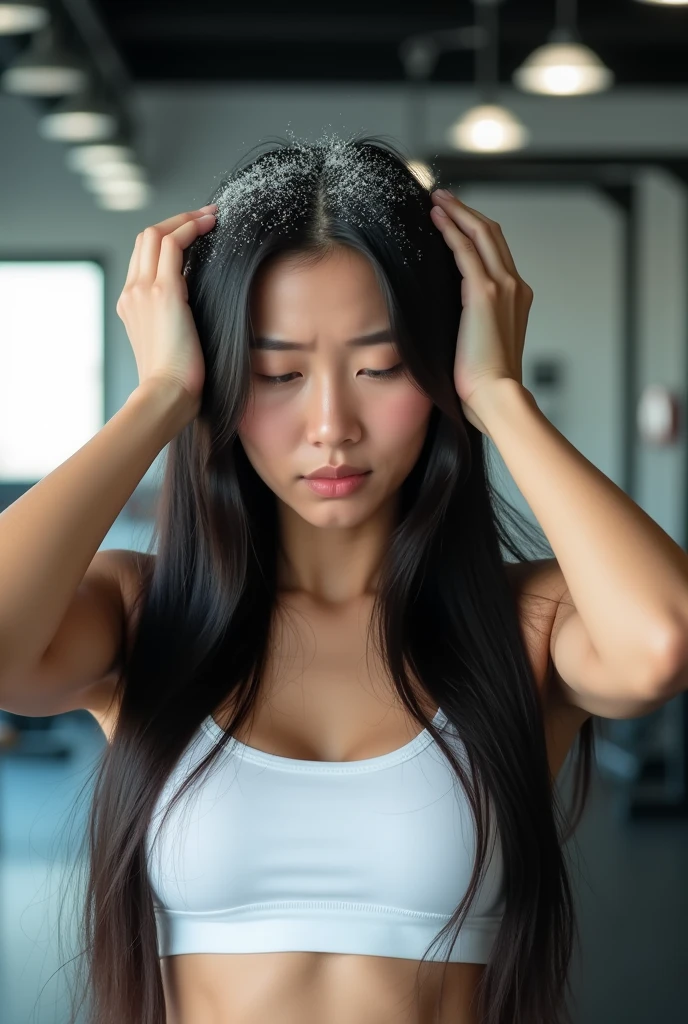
left=160, top=951, right=486, bottom=1024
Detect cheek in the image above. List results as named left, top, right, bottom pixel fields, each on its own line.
left=371, top=390, right=432, bottom=445
left=237, top=401, right=290, bottom=460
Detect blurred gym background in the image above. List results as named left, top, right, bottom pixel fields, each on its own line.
left=1, top=1, right=687, bottom=1022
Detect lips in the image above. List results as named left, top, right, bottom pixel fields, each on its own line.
left=304, top=466, right=370, bottom=479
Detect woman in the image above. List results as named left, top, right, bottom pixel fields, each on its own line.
left=3, top=131, right=687, bottom=1024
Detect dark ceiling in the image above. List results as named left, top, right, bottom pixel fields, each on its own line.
left=1, top=1, right=688, bottom=91
left=96, top=0, right=688, bottom=86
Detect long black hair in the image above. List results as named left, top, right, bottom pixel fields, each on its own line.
left=58, top=131, right=595, bottom=1024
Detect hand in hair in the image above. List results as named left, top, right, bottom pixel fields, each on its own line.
left=430, top=188, right=534, bottom=436
left=115, top=205, right=218, bottom=421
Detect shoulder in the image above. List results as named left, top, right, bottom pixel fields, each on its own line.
left=504, top=559, right=594, bottom=773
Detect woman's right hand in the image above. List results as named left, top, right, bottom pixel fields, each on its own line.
left=116, top=205, right=218, bottom=423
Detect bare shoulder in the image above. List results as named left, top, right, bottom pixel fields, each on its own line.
left=503, top=558, right=591, bottom=722
left=86, top=549, right=155, bottom=742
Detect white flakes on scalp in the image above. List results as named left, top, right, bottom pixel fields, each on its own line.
left=185, top=127, right=435, bottom=274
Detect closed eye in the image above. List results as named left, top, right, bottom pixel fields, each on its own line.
left=256, top=363, right=406, bottom=386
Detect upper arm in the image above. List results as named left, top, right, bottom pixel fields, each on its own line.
left=548, top=594, right=672, bottom=720
left=516, top=557, right=671, bottom=724
left=0, top=548, right=148, bottom=719
left=507, top=557, right=674, bottom=721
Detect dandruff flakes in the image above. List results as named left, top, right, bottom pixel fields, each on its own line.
left=186, top=129, right=432, bottom=274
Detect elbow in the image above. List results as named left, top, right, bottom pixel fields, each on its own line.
left=639, top=624, right=688, bottom=703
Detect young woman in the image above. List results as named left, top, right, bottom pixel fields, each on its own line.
left=1, top=132, right=687, bottom=1024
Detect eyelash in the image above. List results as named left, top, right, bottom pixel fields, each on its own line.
left=256, top=363, right=406, bottom=386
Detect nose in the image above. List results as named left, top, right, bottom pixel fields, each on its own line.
left=304, top=372, right=362, bottom=447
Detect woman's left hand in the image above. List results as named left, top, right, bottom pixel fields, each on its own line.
left=430, top=189, right=534, bottom=436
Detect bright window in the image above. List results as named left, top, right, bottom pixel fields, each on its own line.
left=0, top=260, right=104, bottom=482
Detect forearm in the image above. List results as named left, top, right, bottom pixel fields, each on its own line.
left=0, top=380, right=191, bottom=678
left=470, top=377, right=688, bottom=681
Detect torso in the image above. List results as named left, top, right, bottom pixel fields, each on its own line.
left=89, top=555, right=590, bottom=1024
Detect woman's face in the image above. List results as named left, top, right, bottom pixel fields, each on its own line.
left=238, top=245, right=434, bottom=529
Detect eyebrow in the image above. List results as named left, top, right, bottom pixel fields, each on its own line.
left=250, top=329, right=396, bottom=351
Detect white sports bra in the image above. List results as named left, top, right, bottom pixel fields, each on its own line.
left=145, top=705, right=506, bottom=963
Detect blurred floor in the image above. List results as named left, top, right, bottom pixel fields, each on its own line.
left=0, top=714, right=687, bottom=1024
left=566, top=762, right=688, bottom=1023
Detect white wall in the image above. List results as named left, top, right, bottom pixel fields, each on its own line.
left=1, top=83, right=686, bottom=545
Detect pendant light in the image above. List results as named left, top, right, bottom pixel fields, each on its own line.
left=1, top=25, right=88, bottom=96
left=448, top=0, right=529, bottom=154
left=0, top=0, right=49, bottom=34
left=38, top=83, right=119, bottom=142
left=513, top=0, right=614, bottom=96
left=66, top=140, right=137, bottom=174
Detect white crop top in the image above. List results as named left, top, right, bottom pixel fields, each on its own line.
left=145, top=706, right=506, bottom=964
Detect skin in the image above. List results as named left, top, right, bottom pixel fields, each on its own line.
left=238, top=245, right=435, bottom=607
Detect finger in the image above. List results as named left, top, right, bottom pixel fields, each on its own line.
left=138, top=211, right=216, bottom=285
left=431, top=192, right=519, bottom=282
left=124, top=207, right=216, bottom=287
left=431, top=194, right=511, bottom=283
left=124, top=234, right=143, bottom=290
left=156, top=214, right=217, bottom=286
left=430, top=206, right=492, bottom=289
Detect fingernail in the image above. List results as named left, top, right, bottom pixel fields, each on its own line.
left=199, top=203, right=218, bottom=212
left=433, top=188, right=453, bottom=200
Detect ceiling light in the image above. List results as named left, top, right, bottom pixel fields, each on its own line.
left=448, top=2, right=530, bottom=155
left=84, top=175, right=148, bottom=195
left=0, top=0, right=49, bottom=34
left=513, top=28, right=614, bottom=96
left=1, top=26, right=88, bottom=96
left=91, top=180, right=151, bottom=211
left=448, top=103, right=530, bottom=154
left=84, top=161, right=146, bottom=183
left=66, top=141, right=136, bottom=173
left=38, top=86, right=118, bottom=142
